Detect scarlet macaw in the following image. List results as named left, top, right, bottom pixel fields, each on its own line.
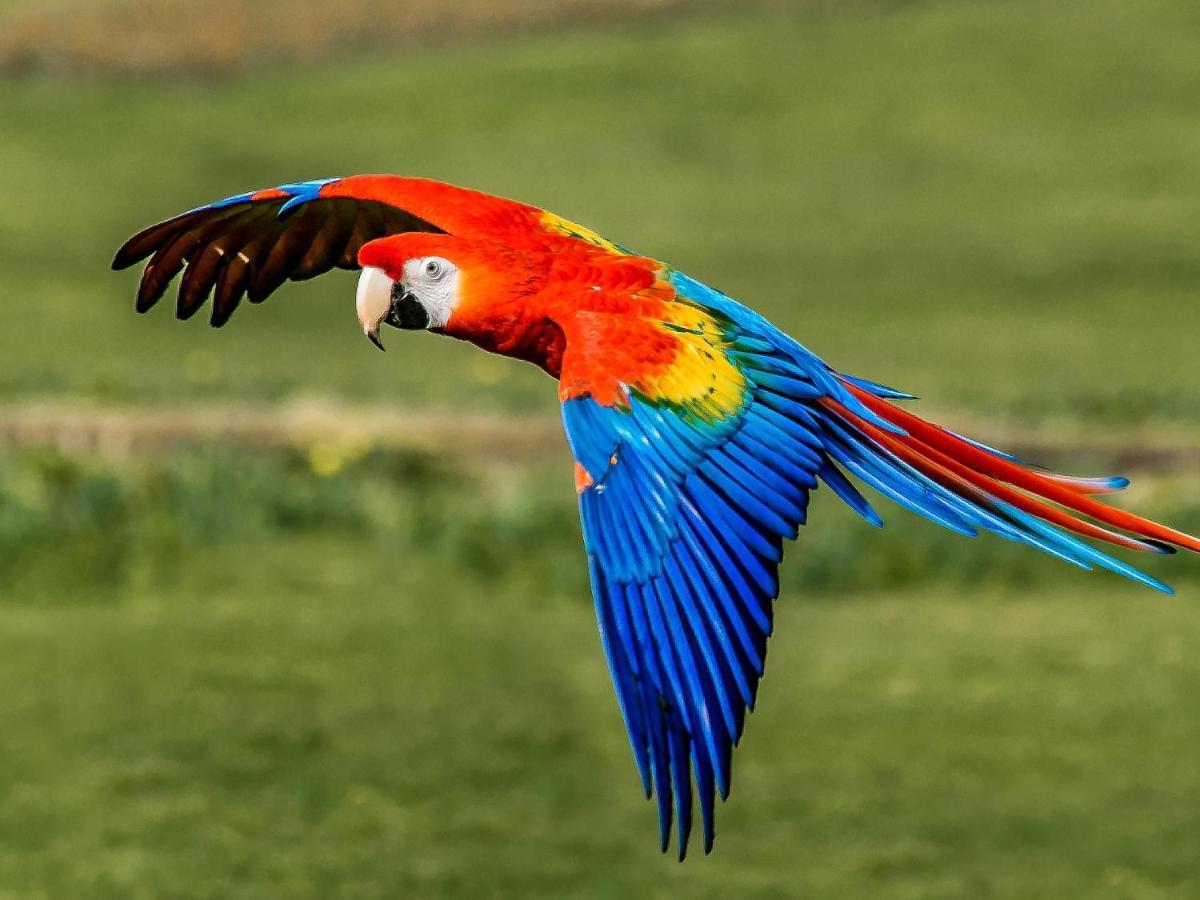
left=114, top=175, right=1199, bottom=858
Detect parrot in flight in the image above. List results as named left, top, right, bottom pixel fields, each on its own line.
left=113, top=175, right=1199, bottom=859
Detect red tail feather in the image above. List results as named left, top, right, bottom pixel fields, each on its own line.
left=1035, top=473, right=1128, bottom=495
left=833, top=380, right=1200, bottom=554
left=824, top=399, right=1165, bottom=554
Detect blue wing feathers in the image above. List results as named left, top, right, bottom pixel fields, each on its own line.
left=748, top=371, right=826, bottom=401
left=277, top=178, right=340, bottom=217
left=698, top=462, right=795, bottom=542
left=818, top=414, right=980, bottom=533
left=648, top=577, right=731, bottom=800
left=729, top=334, right=776, bottom=354
left=829, top=441, right=980, bottom=536
left=591, top=558, right=652, bottom=792
left=562, top=399, right=617, bottom=474
left=565, top=387, right=801, bottom=857
left=732, top=429, right=819, bottom=493
left=816, top=460, right=884, bottom=528
left=749, top=403, right=826, bottom=452
left=582, top=491, right=626, bottom=575
left=692, top=747, right=718, bottom=852
left=676, top=270, right=1174, bottom=586
left=811, top=396, right=1174, bottom=589
left=673, top=545, right=757, bottom=709
left=662, top=556, right=741, bottom=739
left=619, top=578, right=677, bottom=848
left=838, top=372, right=917, bottom=400
left=196, top=178, right=340, bottom=216
left=667, top=723, right=693, bottom=859
left=679, top=497, right=774, bottom=638
left=997, top=503, right=1172, bottom=594
left=740, top=413, right=824, bottom=473
left=687, top=475, right=782, bottom=564
left=672, top=528, right=760, bottom=680
left=711, top=446, right=808, bottom=518
left=649, top=725, right=673, bottom=852
left=569, top=267, right=1179, bottom=858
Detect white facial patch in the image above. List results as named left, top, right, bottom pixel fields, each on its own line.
left=402, top=256, right=461, bottom=328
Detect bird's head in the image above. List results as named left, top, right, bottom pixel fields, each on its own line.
left=354, top=232, right=545, bottom=351
left=354, top=233, right=474, bottom=350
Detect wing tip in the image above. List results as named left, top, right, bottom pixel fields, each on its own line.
left=1151, top=579, right=1176, bottom=597
left=112, top=234, right=154, bottom=271
left=175, top=300, right=203, bottom=322
left=134, top=281, right=163, bottom=314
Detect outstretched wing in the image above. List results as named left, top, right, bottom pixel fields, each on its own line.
left=558, top=279, right=851, bottom=858
left=113, top=177, right=447, bottom=326
left=561, top=265, right=1198, bottom=858
left=112, top=174, right=611, bottom=327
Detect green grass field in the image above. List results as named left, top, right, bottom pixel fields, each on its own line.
left=2, top=532, right=1198, bottom=898
left=2, top=0, right=1200, bottom=897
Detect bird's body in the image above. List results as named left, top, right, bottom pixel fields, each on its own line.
left=114, top=175, right=1199, bottom=859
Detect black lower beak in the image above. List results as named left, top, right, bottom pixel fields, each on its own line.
left=386, top=288, right=430, bottom=330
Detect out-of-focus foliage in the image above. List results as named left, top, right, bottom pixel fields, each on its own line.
left=0, top=0, right=725, bottom=76
left=0, top=447, right=581, bottom=603
left=2, top=446, right=1195, bottom=605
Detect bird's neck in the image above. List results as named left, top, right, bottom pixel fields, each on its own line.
left=439, top=251, right=667, bottom=380
left=441, top=293, right=567, bottom=378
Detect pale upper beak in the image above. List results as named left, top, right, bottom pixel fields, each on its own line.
left=356, top=266, right=394, bottom=351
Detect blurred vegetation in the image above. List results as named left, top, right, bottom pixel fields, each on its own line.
left=2, top=444, right=1196, bottom=605
left=0, top=0, right=722, bottom=77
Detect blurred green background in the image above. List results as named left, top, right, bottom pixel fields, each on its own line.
left=1, top=0, right=1198, bottom=897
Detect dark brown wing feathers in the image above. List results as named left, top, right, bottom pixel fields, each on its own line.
left=114, top=196, right=445, bottom=327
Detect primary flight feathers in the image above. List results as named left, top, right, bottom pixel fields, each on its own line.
left=114, top=175, right=1199, bottom=859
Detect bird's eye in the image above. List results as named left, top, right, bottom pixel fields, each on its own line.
left=424, top=259, right=444, bottom=279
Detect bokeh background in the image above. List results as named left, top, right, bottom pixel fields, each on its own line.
left=1, top=1, right=1199, bottom=896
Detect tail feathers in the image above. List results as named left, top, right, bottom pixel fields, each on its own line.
left=940, top=433, right=1129, bottom=494
left=813, top=378, right=1199, bottom=594
left=1036, top=473, right=1131, bottom=495
left=837, top=373, right=917, bottom=401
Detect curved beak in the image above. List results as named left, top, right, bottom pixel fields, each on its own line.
left=356, top=266, right=394, bottom=351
